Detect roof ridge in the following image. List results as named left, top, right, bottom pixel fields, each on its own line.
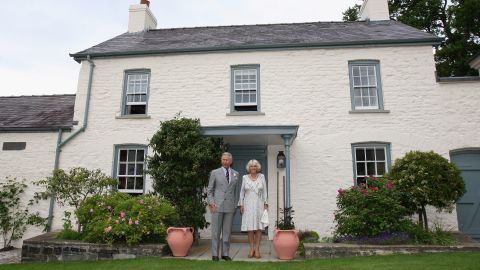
left=147, top=20, right=379, bottom=32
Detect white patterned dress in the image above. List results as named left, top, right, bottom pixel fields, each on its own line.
left=238, top=174, right=268, bottom=231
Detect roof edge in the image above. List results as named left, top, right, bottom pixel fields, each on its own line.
left=70, top=37, right=443, bottom=62
left=0, top=127, right=73, bottom=133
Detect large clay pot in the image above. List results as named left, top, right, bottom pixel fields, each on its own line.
left=272, top=229, right=299, bottom=260
left=166, top=227, right=194, bottom=257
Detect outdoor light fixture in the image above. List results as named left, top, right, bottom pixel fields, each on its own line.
left=277, top=151, right=286, bottom=168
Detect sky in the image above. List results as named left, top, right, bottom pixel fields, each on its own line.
left=0, top=0, right=362, bottom=96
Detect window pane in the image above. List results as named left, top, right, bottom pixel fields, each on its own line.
left=362, top=97, right=369, bottom=106
left=355, top=148, right=365, bottom=161
left=366, top=149, right=375, bottom=160
left=136, top=164, right=143, bottom=175
left=127, top=177, right=135, bottom=189
left=118, top=177, right=126, bottom=189
left=128, top=150, right=136, bottom=162
left=357, top=177, right=366, bottom=186
left=119, top=164, right=126, bottom=175
left=120, top=150, right=127, bottom=161
left=128, top=164, right=135, bottom=175
left=356, top=162, right=366, bottom=175
left=369, top=87, right=377, bottom=97
left=377, top=162, right=386, bottom=175
left=362, top=88, right=369, bottom=96
left=353, top=66, right=360, bottom=76
left=366, top=162, right=376, bottom=175
left=135, top=177, right=144, bottom=190
left=376, top=149, right=385, bottom=160
left=137, top=150, right=145, bottom=161
left=353, top=77, right=360, bottom=86
left=354, top=97, right=362, bottom=107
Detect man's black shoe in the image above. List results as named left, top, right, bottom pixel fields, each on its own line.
left=212, top=256, right=219, bottom=261
left=221, top=256, right=232, bottom=261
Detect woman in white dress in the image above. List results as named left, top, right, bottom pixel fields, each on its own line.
left=238, top=159, right=268, bottom=259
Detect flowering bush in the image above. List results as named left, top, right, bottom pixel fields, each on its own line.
left=77, top=193, right=178, bottom=246
left=334, top=176, right=412, bottom=238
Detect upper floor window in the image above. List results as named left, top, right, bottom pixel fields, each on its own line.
left=352, top=143, right=391, bottom=186
left=114, top=145, right=147, bottom=194
left=122, top=70, right=150, bottom=115
left=231, top=65, right=260, bottom=112
left=348, top=60, right=384, bottom=111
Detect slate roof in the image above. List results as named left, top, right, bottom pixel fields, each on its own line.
left=0, top=95, right=76, bottom=131
left=71, top=20, right=442, bottom=62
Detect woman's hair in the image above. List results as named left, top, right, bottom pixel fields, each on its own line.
left=246, top=159, right=261, bottom=173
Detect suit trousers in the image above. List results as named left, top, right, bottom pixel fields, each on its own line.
left=211, top=211, right=234, bottom=256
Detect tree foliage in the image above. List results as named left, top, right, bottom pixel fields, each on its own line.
left=386, top=151, right=465, bottom=230
left=0, top=177, right=46, bottom=249
left=35, top=168, right=118, bottom=232
left=148, top=116, right=226, bottom=235
left=343, top=0, right=480, bottom=76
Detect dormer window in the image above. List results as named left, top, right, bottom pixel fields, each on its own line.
left=122, top=70, right=150, bottom=115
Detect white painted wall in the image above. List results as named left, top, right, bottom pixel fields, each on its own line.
left=4, top=44, right=479, bottom=244
left=0, top=132, right=59, bottom=247
left=360, top=0, right=390, bottom=21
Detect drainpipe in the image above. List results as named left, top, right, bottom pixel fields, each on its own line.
left=281, top=135, right=292, bottom=211
left=47, top=56, right=95, bottom=230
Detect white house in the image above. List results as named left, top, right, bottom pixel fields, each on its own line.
left=1, top=0, right=480, bottom=247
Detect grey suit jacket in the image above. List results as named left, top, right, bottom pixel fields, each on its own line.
left=207, top=167, right=239, bottom=213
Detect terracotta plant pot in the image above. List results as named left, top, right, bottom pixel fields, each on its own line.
left=272, top=229, right=299, bottom=260
left=166, top=227, right=194, bottom=257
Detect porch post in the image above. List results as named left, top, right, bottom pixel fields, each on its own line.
left=281, top=134, right=292, bottom=209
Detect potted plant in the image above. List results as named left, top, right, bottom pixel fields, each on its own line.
left=272, top=207, right=299, bottom=260
left=166, top=227, right=194, bottom=256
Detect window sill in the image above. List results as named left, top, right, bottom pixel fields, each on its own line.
left=226, top=111, right=266, bottom=116
left=115, top=114, right=151, bottom=119
left=349, top=110, right=390, bottom=114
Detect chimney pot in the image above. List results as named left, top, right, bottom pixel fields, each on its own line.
left=140, top=0, right=150, bottom=7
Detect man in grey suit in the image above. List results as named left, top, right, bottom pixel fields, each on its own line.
left=207, top=152, right=239, bottom=261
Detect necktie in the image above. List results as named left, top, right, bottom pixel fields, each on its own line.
left=226, top=169, right=230, bottom=184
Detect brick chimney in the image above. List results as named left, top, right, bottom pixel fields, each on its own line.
left=359, top=0, right=390, bottom=21
left=128, top=0, right=157, bottom=33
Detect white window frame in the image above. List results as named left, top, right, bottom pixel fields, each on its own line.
left=122, top=70, right=150, bottom=115
left=348, top=60, right=384, bottom=111
left=231, top=65, right=261, bottom=112
left=352, top=143, right=391, bottom=186
left=114, top=145, right=147, bottom=194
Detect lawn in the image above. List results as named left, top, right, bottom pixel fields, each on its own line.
left=1, top=252, right=480, bottom=270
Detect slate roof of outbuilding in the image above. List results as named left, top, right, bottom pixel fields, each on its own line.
left=0, top=95, right=76, bottom=130
left=71, top=20, right=442, bottom=61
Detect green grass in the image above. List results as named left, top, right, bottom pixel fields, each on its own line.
left=1, top=252, right=479, bottom=270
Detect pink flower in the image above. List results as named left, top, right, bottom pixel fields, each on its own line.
left=386, top=182, right=393, bottom=190
left=139, top=199, right=144, bottom=205
left=120, top=212, right=126, bottom=218
left=135, top=220, right=140, bottom=225
left=128, top=218, right=133, bottom=225
left=337, top=188, right=344, bottom=194
left=104, top=226, right=112, bottom=233
left=360, top=189, right=367, bottom=194
left=115, top=219, right=120, bottom=224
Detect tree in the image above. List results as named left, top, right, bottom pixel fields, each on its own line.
left=342, top=4, right=361, bottom=21
left=1, top=177, right=46, bottom=249
left=35, top=168, right=118, bottom=232
left=148, top=115, right=226, bottom=238
left=386, top=151, right=466, bottom=230
left=343, top=0, right=480, bottom=77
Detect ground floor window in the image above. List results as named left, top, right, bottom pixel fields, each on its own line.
left=114, top=145, right=146, bottom=194
left=352, top=143, right=391, bottom=186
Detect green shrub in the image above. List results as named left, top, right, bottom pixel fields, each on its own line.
left=387, top=151, right=465, bottom=230
left=77, top=193, right=178, bottom=246
left=334, top=176, right=412, bottom=238
left=297, top=230, right=319, bottom=256
left=407, top=223, right=457, bottom=245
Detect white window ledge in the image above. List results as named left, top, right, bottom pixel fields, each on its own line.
left=226, top=111, right=266, bottom=116
left=349, top=110, right=390, bottom=114
left=115, top=114, right=151, bottom=119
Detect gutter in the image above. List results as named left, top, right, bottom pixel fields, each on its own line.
left=47, top=56, right=95, bottom=230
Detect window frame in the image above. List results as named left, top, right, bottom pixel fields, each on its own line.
left=113, top=144, right=147, bottom=194
left=351, top=142, right=391, bottom=186
left=230, top=64, right=261, bottom=113
left=121, top=69, right=151, bottom=116
left=348, top=60, right=385, bottom=111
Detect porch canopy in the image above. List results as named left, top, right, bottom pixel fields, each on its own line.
left=202, top=125, right=299, bottom=209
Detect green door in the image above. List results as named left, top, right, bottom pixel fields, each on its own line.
left=451, top=151, right=480, bottom=241
left=229, top=146, right=268, bottom=233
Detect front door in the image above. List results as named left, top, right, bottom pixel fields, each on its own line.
left=451, top=150, right=480, bottom=241
left=229, top=146, right=267, bottom=233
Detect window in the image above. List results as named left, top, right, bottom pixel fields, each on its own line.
left=114, top=145, right=147, bottom=194
left=231, top=65, right=260, bottom=112
left=122, top=70, right=150, bottom=115
left=348, top=60, right=384, bottom=110
left=2, top=142, right=26, bottom=151
left=352, top=143, right=391, bottom=185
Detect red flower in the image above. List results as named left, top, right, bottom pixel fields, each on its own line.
left=386, top=182, right=393, bottom=190
left=338, top=188, right=345, bottom=194
left=360, top=189, right=367, bottom=194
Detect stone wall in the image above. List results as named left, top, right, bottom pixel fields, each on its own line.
left=21, top=232, right=165, bottom=263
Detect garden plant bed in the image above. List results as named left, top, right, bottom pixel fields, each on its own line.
left=21, top=232, right=165, bottom=263
left=304, top=232, right=480, bottom=259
